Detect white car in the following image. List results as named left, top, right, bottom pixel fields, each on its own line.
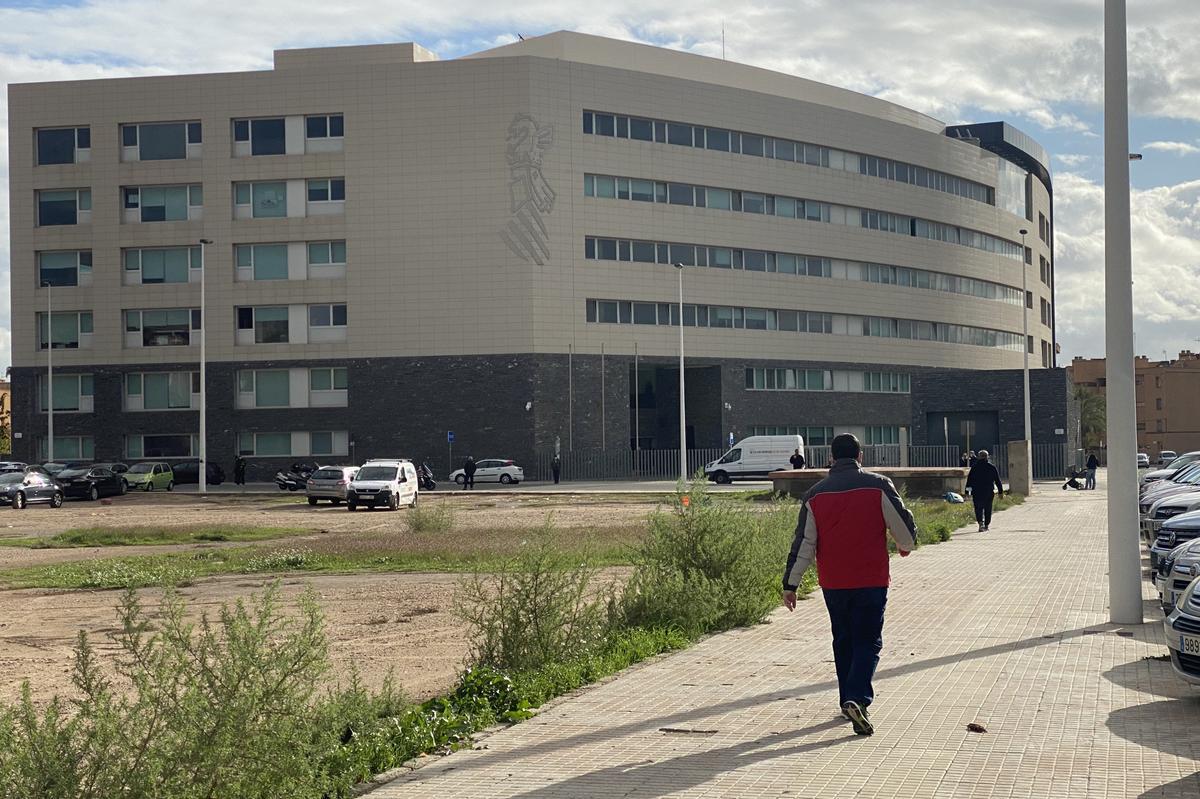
left=1142, top=490, right=1200, bottom=544
left=1138, top=453, right=1150, bottom=468
left=1160, top=450, right=1179, bottom=465
left=346, top=460, right=418, bottom=511
left=1154, top=538, right=1200, bottom=613
left=1164, top=574, right=1200, bottom=685
left=450, top=459, right=524, bottom=485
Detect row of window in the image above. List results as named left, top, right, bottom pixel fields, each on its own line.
left=37, top=368, right=349, bottom=413
left=37, top=241, right=348, bottom=287
left=33, top=430, right=350, bottom=462
left=583, top=174, right=1024, bottom=261
left=36, top=179, right=345, bottom=226
left=37, top=304, right=347, bottom=349
left=35, top=115, right=344, bottom=166
left=744, top=369, right=911, bottom=393
left=747, top=425, right=900, bottom=446
left=581, top=110, right=996, bottom=206
left=583, top=236, right=1026, bottom=306
left=585, top=298, right=1026, bottom=351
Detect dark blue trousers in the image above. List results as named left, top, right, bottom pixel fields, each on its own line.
left=822, top=587, right=888, bottom=708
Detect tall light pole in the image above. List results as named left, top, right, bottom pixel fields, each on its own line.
left=43, top=281, right=53, bottom=463
left=1019, top=228, right=1031, bottom=444
left=673, top=262, right=687, bottom=482
left=1105, top=0, right=1143, bottom=624
left=198, top=238, right=212, bottom=496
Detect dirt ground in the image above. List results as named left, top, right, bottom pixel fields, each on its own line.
left=0, top=492, right=662, bottom=705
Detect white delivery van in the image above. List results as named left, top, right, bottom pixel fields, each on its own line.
left=704, top=435, right=803, bottom=484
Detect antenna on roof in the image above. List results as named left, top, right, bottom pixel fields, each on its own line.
left=517, top=33, right=525, bottom=41
left=721, top=23, right=725, bottom=59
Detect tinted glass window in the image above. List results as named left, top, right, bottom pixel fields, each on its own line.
left=139, top=123, right=187, bottom=160
left=356, top=467, right=397, bottom=481
left=0, top=474, right=22, bottom=485
left=250, top=118, right=286, bottom=155
left=38, top=191, right=78, bottom=226
left=313, top=468, right=343, bottom=480
left=306, top=116, right=327, bottom=138
left=37, top=129, right=76, bottom=165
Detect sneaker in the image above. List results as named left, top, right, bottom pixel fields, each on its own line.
left=842, top=701, right=874, bottom=736
left=977, top=523, right=984, bottom=532
left=983, top=525, right=990, bottom=531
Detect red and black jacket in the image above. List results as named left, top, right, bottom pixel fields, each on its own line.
left=783, top=459, right=918, bottom=591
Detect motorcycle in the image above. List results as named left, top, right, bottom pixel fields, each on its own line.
left=275, top=462, right=319, bottom=492
left=419, top=462, right=437, bottom=491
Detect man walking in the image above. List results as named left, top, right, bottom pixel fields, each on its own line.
left=966, top=450, right=1005, bottom=531
left=462, top=455, right=476, bottom=490
left=233, top=454, right=246, bottom=486
left=782, top=433, right=917, bottom=736
left=551, top=453, right=562, bottom=485
left=790, top=448, right=806, bottom=470
left=1085, top=451, right=1100, bottom=490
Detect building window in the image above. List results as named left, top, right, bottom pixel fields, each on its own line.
left=38, top=250, right=91, bottom=288
left=232, top=117, right=285, bottom=155
left=235, top=244, right=289, bottom=281
left=307, top=240, right=347, bottom=266
left=306, top=178, right=345, bottom=202
left=37, top=189, right=90, bottom=226
left=125, top=372, right=197, bottom=410
left=308, top=304, right=347, bottom=328
left=1157, top=420, right=1165, bottom=433
left=863, top=372, right=911, bottom=393
left=1156, top=398, right=1164, bottom=410
left=237, top=431, right=348, bottom=457
left=38, top=374, right=93, bottom=412
left=37, top=127, right=89, bottom=165
left=125, top=309, right=200, bottom=347
left=749, top=425, right=834, bottom=445
left=38, top=312, right=92, bottom=349
left=233, top=182, right=287, bottom=218
left=866, top=426, right=900, bottom=445
left=238, top=432, right=292, bottom=457
left=124, top=247, right=201, bottom=284
left=120, top=121, right=201, bottom=160
left=123, top=185, right=202, bottom=222
left=237, top=306, right=289, bottom=343
left=126, top=434, right=197, bottom=459
left=38, top=436, right=94, bottom=461
left=238, top=369, right=291, bottom=407
left=305, top=114, right=344, bottom=139
left=744, top=368, right=832, bottom=391
left=309, top=367, right=348, bottom=392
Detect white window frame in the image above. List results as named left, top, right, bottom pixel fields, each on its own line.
left=236, top=306, right=291, bottom=345
left=38, top=311, right=93, bottom=350
left=124, top=308, right=201, bottom=348
left=36, top=126, right=91, bottom=165
left=120, top=121, right=202, bottom=162
left=125, top=371, right=200, bottom=411
left=123, top=246, right=202, bottom=285
left=37, top=250, right=92, bottom=288
left=38, top=373, right=94, bottom=413
left=234, top=243, right=290, bottom=282
left=122, top=184, right=203, bottom=223
left=236, top=369, right=292, bottom=409
left=233, top=181, right=289, bottom=219
left=37, top=188, right=91, bottom=226
left=38, top=436, right=94, bottom=461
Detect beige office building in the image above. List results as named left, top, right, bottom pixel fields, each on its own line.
left=7, top=31, right=1056, bottom=472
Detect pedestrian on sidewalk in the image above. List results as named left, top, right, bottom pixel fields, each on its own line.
left=966, top=450, right=1005, bottom=531
left=782, top=433, right=918, bottom=737
left=462, top=455, right=476, bottom=490
left=1085, top=451, right=1099, bottom=490
left=790, top=448, right=806, bottom=470
left=233, top=454, right=246, bottom=486
left=552, top=454, right=562, bottom=484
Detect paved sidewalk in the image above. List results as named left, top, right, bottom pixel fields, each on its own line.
left=375, top=487, right=1200, bottom=798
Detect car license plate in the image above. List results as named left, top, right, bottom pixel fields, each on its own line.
left=1181, top=633, right=1200, bottom=656
left=1152, top=520, right=1164, bottom=532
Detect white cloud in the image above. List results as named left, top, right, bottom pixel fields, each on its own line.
left=1055, top=153, right=1091, bottom=167
left=1142, top=140, right=1200, bottom=155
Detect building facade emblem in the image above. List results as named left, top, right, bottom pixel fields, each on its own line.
left=501, top=113, right=555, bottom=265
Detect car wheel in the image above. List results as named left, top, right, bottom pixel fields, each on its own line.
left=167, top=481, right=174, bottom=492
left=308, top=497, right=318, bottom=506
left=499, top=474, right=513, bottom=484
left=119, top=480, right=128, bottom=496
left=145, top=482, right=153, bottom=492
left=347, top=500, right=357, bottom=512
left=12, top=492, right=25, bottom=510
left=410, top=492, right=418, bottom=508
left=455, top=474, right=465, bottom=485
left=713, top=471, right=731, bottom=485
left=50, top=492, right=63, bottom=509
left=88, top=485, right=99, bottom=502
left=381, top=492, right=395, bottom=511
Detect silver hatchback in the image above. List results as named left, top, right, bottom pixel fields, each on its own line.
left=306, top=466, right=359, bottom=505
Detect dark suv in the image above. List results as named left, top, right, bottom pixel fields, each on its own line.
left=170, top=459, right=226, bottom=485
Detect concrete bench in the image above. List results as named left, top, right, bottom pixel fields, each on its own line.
left=770, top=467, right=968, bottom=500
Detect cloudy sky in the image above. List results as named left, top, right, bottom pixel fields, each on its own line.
left=1, top=0, right=1198, bottom=372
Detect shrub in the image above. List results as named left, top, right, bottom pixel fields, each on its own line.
left=455, top=526, right=612, bottom=672
left=242, top=546, right=315, bottom=573
left=406, top=501, right=455, bottom=535
left=621, top=479, right=803, bottom=638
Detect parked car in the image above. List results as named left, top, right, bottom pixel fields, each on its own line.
left=0, top=461, right=27, bottom=475
left=1138, top=453, right=1151, bottom=468
left=0, top=471, right=63, bottom=509
left=169, top=459, right=225, bottom=485
left=40, top=460, right=90, bottom=477
left=124, top=462, right=174, bottom=491
left=1140, top=464, right=1200, bottom=506
left=347, top=460, right=418, bottom=511
left=1164, top=574, right=1200, bottom=685
left=93, top=462, right=130, bottom=477
left=306, top=465, right=359, bottom=505
left=1142, top=490, right=1200, bottom=543
left=1150, top=509, right=1200, bottom=570
left=1160, top=450, right=1179, bottom=465
left=449, top=459, right=524, bottom=485
left=1154, top=538, right=1200, bottom=613
left=1142, top=452, right=1200, bottom=486
left=57, top=466, right=127, bottom=501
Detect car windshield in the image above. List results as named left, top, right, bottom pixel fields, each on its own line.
left=42, top=463, right=68, bottom=474
left=58, top=469, right=88, bottom=478
left=1167, top=456, right=1197, bottom=471
left=356, top=467, right=397, bottom=481
left=128, top=463, right=155, bottom=474
left=313, top=468, right=344, bottom=480
left=0, top=473, right=23, bottom=485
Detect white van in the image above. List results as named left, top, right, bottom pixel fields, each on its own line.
left=346, top=459, right=418, bottom=511
left=705, top=435, right=804, bottom=484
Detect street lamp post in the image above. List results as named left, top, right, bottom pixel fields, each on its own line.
left=198, top=238, right=212, bottom=496
left=44, top=281, right=53, bottom=463
left=1019, top=228, right=1031, bottom=444
left=673, top=262, right=687, bottom=483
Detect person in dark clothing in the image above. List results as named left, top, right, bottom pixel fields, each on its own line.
left=968, top=450, right=978, bottom=469
left=790, top=448, right=806, bottom=469
left=1085, top=451, right=1099, bottom=490
left=233, top=455, right=247, bottom=486
left=551, top=454, right=562, bottom=485
left=965, top=450, right=1005, bottom=531
left=960, top=452, right=969, bottom=468
left=782, top=433, right=918, bottom=737
left=462, top=455, right=476, bottom=490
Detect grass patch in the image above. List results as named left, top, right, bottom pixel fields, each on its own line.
left=406, top=501, right=456, bottom=535
left=0, top=525, right=307, bottom=550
